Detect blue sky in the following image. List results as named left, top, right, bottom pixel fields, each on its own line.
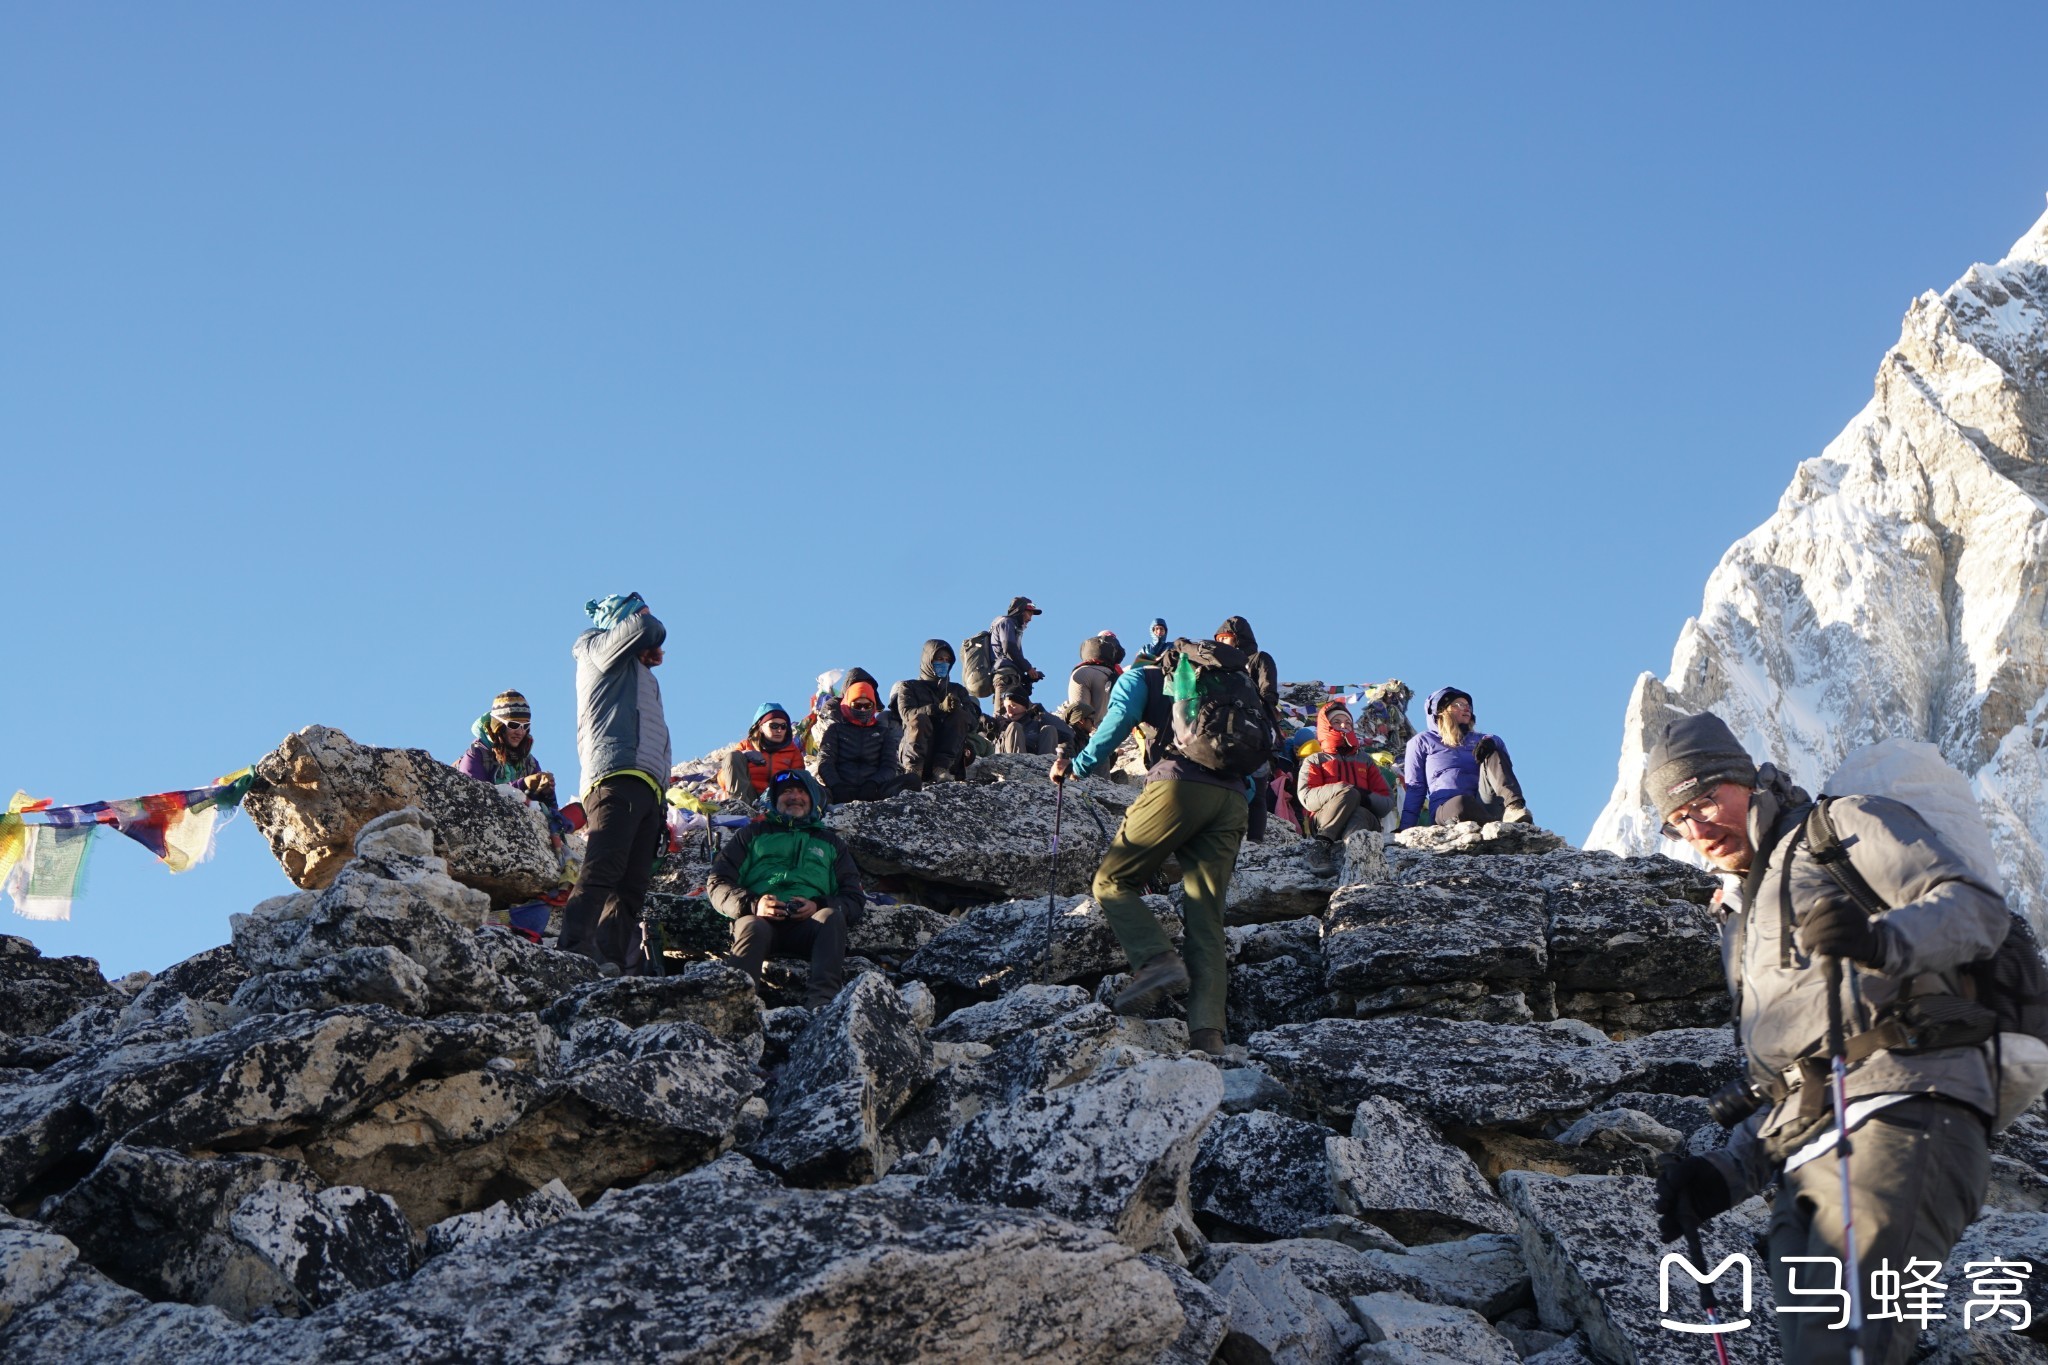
left=5, top=5, right=2047, bottom=976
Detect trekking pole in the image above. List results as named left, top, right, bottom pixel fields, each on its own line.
left=1823, top=954, right=1867, bottom=1365
left=1044, top=772, right=1065, bottom=985
left=1683, top=1224, right=1733, bottom=1365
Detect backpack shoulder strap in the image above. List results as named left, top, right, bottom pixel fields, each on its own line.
left=1803, top=795, right=1890, bottom=915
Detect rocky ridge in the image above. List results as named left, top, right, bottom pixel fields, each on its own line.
left=1591, top=198, right=2048, bottom=932
left=4, top=729, right=2045, bottom=1363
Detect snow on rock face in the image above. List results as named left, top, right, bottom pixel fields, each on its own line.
left=1590, top=197, right=2048, bottom=930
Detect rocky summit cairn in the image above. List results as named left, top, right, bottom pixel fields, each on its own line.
left=4, top=714, right=2046, bottom=1363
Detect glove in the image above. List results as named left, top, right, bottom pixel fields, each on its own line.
left=1656, top=1154, right=1733, bottom=1242
left=1796, top=894, right=1887, bottom=966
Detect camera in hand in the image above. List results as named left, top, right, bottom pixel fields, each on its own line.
left=1705, top=1075, right=1766, bottom=1127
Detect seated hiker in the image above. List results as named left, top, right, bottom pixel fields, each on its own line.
left=890, top=639, right=979, bottom=785
left=706, top=769, right=864, bottom=1008
left=454, top=690, right=556, bottom=805
left=1134, top=617, right=1169, bottom=664
left=1399, top=686, right=1532, bottom=828
left=716, top=702, right=805, bottom=802
left=990, top=595, right=1045, bottom=697
left=993, top=686, right=1074, bottom=756
left=817, top=677, right=910, bottom=803
left=1066, top=636, right=1121, bottom=733
left=1296, top=701, right=1394, bottom=875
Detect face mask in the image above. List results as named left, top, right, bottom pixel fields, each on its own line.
left=934, top=661, right=953, bottom=680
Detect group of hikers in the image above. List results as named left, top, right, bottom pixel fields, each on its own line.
left=451, top=589, right=2031, bottom=1365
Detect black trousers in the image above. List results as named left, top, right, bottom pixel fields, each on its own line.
left=560, top=775, right=663, bottom=968
left=729, top=907, right=850, bottom=1008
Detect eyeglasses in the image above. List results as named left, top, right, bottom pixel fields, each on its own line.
left=1661, top=790, right=1734, bottom=839
left=500, top=720, right=530, bottom=732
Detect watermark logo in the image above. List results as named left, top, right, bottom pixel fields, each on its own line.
left=1660, top=1251, right=1753, bottom=1334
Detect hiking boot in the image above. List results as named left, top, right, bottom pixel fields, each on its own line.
left=1189, top=1028, right=1227, bottom=1057
left=1112, top=951, right=1190, bottom=1016
left=1503, top=804, right=1532, bottom=825
left=1304, top=837, right=1336, bottom=876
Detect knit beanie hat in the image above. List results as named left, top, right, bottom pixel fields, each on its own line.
left=752, top=701, right=790, bottom=727
left=1644, top=711, right=1759, bottom=819
left=490, top=691, right=532, bottom=724
left=843, top=680, right=879, bottom=709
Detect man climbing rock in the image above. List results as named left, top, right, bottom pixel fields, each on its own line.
left=1649, top=711, right=2012, bottom=1365
left=715, top=702, right=805, bottom=803
left=707, top=769, right=864, bottom=1009
left=561, top=593, right=670, bottom=974
left=1398, top=687, right=1531, bottom=828
left=1051, top=637, right=1270, bottom=1059
left=1296, top=700, right=1393, bottom=879
left=989, top=595, right=1044, bottom=698
left=890, top=640, right=979, bottom=785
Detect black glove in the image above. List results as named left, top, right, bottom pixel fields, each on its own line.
left=1796, top=894, right=1886, bottom=966
left=1656, top=1154, right=1733, bottom=1242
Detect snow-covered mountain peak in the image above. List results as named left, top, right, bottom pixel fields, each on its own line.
left=1590, top=197, right=2048, bottom=929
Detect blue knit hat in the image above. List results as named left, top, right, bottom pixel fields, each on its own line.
left=753, top=701, right=790, bottom=726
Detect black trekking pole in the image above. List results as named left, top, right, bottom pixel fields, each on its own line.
left=1044, top=769, right=1065, bottom=985
left=1683, top=1224, right=1733, bottom=1365
left=1823, top=954, right=1868, bottom=1365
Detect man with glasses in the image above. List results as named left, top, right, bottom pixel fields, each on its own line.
left=716, top=702, right=805, bottom=803
left=454, top=690, right=556, bottom=806
left=1648, top=711, right=2010, bottom=1365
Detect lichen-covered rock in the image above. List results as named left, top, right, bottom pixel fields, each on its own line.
left=224, top=1181, right=413, bottom=1311
left=1225, top=835, right=1340, bottom=924
left=1227, top=918, right=1330, bottom=1038
left=0, top=935, right=116, bottom=1040
left=926, top=1056, right=1222, bottom=1251
left=422, top=1178, right=581, bottom=1257
left=901, top=894, right=1181, bottom=1004
left=751, top=972, right=932, bottom=1184
left=229, top=945, right=433, bottom=1017
left=1, top=1170, right=1198, bottom=1363
left=1356, top=1234, right=1531, bottom=1318
left=1248, top=1016, right=1625, bottom=1128
left=1322, top=881, right=1547, bottom=998
left=825, top=755, right=1127, bottom=902
left=539, top=960, right=763, bottom=1047
left=1188, top=1110, right=1341, bottom=1240
left=848, top=902, right=955, bottom=968
left=1394, top=822, right=1568, bottom=856
left=1351, top=1291, right=1519, bottom=1365
left=928, top=983, right=1093, bottom=1044
left=1201, top=1245, right=1365, bottom=1364
left=1502, top=1171, right=1778, bottom=1364
left=1149, top=1257, right=1232, bottom=1365
left=1331, top=1096, right=1516, bottom=1243
left=246, top=724, right=558, bottom=904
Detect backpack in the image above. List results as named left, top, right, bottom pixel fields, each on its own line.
left=1810, top=739, right=2048, bottom=1131
left=960, top=631, right=994, bottom=699
left=1165, top=639, right=1274, bottom=781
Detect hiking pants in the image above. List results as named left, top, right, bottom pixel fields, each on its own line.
left=1305, top=786, right=1393, bottom=841
left=1767, top=1096, right=1989, bottom=1365
left=900, top=707, right=972, bottom=782
left=560, top=775, right=663, bottom=969
left=1246, top=763, right=1271, bottom=842
left=729, top=907, right=850, bottom=1009
left=1091, top=779, right=1248, bottom=1037
left=1433, top=741, right=1527, bottom=825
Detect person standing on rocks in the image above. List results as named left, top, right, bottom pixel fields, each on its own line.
left=453, top=690, right=556, bottom=806
left=989, top=595, right=1044, bottom=698
left=561, top=592, right=671, bottom=974
left=891, top=640, right=980, bottom=786
left=715, top=702, right=806, bottom=803
left=707, top=769, right=864, bottom=1008
left=1397, top=687, right=1531, bottom=828
left=1296, top=701, right=1393, bottom=878
left=1649, top=711, right=2011, bottom=1365
left=1051, top=637, right=1271, bottom=1059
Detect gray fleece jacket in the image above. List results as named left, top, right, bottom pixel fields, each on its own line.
left=1707, top=768, right=2013, bottom=1200
left=573, top=609, right=671, bottom=798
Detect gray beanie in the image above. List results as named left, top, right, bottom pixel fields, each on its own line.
left=1644, top=711, right=1759, bottom=819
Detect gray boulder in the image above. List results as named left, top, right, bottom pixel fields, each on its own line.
left=1225, top=836, right=1340, bottom=924
left=928, top=983, right=1093, bottom=1044
left=1502, top=1171, right=1779, bottom=1364
left=926, top=1056, right=1223, bottom=1251
left=1331, top=1097, right=1516, bottom=1243
left=224, top=1181, right=413, bottom=1311
left=1351, top=1291, right=1519, bottom=1365
left=1189, top=1110, right=1342, bottom=1240
left=540, top=960, right=763, bottom=1047
left=1202, top=1247, right=1364, bottom=1364
left=1393, top=822, right=1568, bottom=856
left=0, top=936, right=116, bottom=1040
left=847, top=902, right=955, bottom=968
left=1323, top=881, right=1547, bottom=999
left=423, top=1179, right=581, bottom=1257
left=1149, top=1257, right=1232, bottom=1365
left=1555, top=1107, right=1685, bottom=1154
left=1248, top=1016, right=1625, bottom=1127
left=901, top=893, right=1181, bottom=1003
left=752, top=972, right=932, bottom=1184
left=245, top=724, right=559, bottom=905
left=1357, top=1234, right=1531, bottom=1317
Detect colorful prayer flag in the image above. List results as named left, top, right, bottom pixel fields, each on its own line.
left=4, top=823, right=94, bottom=921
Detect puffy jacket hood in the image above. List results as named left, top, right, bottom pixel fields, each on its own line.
left=1425, top=686, right=1473, bottom=720
left=1316, top=701, right=1357, bottom=755
left=758, top=768, right=831, bottom=826
left=919, top=639, right=956, bottom=681
left=1216, top=616, right=1259, bottom=653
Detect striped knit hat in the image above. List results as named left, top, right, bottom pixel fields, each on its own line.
left=489, top=691, right=532, bottom=724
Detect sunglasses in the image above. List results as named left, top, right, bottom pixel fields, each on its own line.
left=499, top=719, right=530, bottom=732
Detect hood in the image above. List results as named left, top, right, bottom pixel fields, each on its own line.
left=1216, top=616, right=1259, bottom=653
left=1316, top=701, right=1357, bottom=754
left=749, top=701, right=793, bottom=747
left=1079, top=636, right=1112, bottom=665
left=758, top=768, right=832, bottom=826
left=919, top=639, right=956, bottom=682
left=840, top=680, right=881, bottom=726
left=1425, top=686, right=1472, bottom=720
